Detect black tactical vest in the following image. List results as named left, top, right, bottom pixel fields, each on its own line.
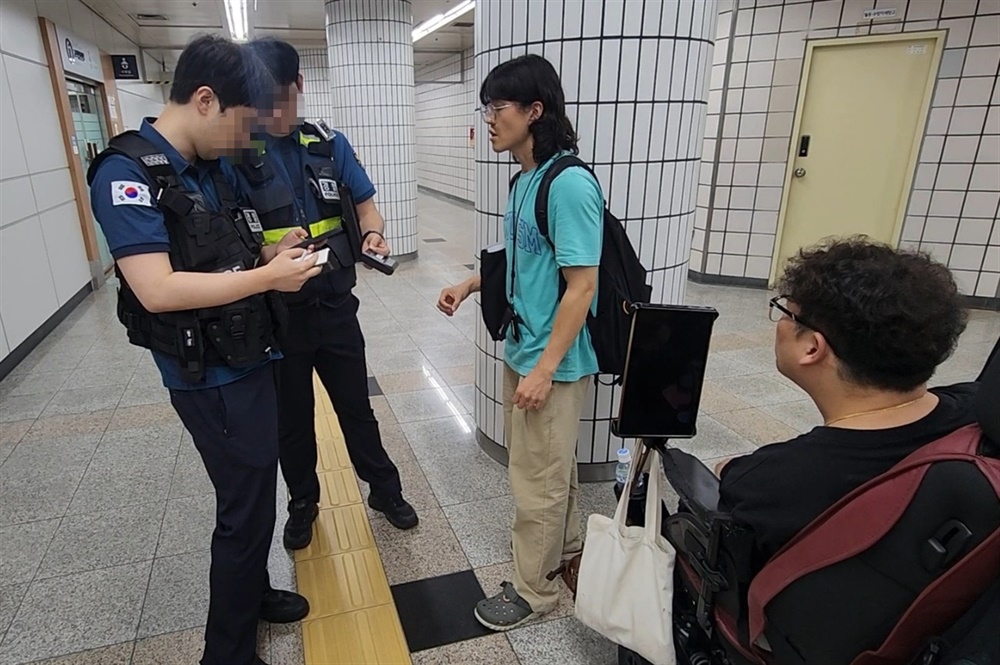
left=236, top=121, right=360, bottom=307
left=87, top=131, right=286, bottom=384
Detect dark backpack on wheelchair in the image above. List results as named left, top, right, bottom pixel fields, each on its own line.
left=620, top=338, right=1000, bottom=665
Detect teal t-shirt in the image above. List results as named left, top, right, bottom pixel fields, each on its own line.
left=504, top=153, right=604, bottom=382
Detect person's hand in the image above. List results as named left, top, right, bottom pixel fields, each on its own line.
left=361, top=232, right=390, bottom=269
left=276, top=228, right=309, bottom=254
left=266, top=248, right=321, bottom=292
left=513, top=367, right=554, bottom=411
left=437, top=281, right=472, bottom=316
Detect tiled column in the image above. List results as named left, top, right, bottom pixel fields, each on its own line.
left=324, top=0, right=419, bottom=257
left=299, top=48, right=334, bottom=122
left=473, top=0, right=720, bottom=478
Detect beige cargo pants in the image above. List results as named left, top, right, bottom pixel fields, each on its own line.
left=503, top=363, right=591, bottom=614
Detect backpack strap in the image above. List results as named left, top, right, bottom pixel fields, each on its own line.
left=747, top=424, right=998, bottom=645
left=534, top=154, right=595, bottom=243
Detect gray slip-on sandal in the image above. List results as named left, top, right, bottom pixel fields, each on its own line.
left=474, top=581, right=536, bottom=631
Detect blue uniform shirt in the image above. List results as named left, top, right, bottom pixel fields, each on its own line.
left=244, top=126, right=377, bottom=226
left=89, top=118, right=274, bottom=391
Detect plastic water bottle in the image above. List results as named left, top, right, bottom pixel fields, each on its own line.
left=615, top=448, right=632, bottom=488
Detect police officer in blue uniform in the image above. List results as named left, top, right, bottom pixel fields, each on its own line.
left=87, top=36, right=317, bottom=665
left=235, top=38, right=418, bottom=550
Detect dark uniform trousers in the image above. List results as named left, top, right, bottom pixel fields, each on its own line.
left=277, top=294, right=402, bottom=503
left=169, top=363, right=278, bottom=665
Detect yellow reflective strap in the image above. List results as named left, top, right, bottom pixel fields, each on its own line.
left=262, top=219, right=341, bottom=246
left=262, top=228, right=295, bottom=246
left=299, top=132, right=321, bottom=147
left=309, top=217, right=342, bottom=236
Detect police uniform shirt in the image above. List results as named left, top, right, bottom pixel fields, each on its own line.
left=89, top=117, right=275, bottom=391
left=262, top=126, right=377, bottom=221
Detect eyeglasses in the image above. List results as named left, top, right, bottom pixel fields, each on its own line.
left=769, top=296, right=838, bottom=353
left=477, top=103, right=513, bottom=120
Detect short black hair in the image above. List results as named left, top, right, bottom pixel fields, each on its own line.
left=778, top=237, right=968, bottom=392
left=169, top=34, right=272, bottom=110
left=480, top=54, right=578, bottom=164
left=246, top=37, right=300, bottom=86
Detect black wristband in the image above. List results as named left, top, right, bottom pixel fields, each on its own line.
left=363, top=230, right=384, bottom=242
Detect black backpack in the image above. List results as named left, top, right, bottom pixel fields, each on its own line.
left=509, top=154, right=651, bottom=379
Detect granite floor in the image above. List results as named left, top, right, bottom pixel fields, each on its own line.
left=0, top=191, right=997, bottom=665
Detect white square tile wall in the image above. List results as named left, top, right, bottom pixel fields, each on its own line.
left=414, top=50, right=476, bottom=202
left=693, top=0, right=1000, bottom=301
left=0, top=0, right=166, bottom=363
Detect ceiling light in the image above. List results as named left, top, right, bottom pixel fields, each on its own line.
left=224, top=0, right=249, bottom=42
left=413, top=0, right=474, bottom=42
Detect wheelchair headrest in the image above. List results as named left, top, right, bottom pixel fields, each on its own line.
left=976, top=336, right=1000, bottom=444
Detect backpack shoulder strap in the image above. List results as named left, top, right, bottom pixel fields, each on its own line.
left=508, top=170, right=521, bottom=192
left=534, top=154, right=595, bottom=241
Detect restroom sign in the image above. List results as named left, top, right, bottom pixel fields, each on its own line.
left=112, top=55, right=140, bottom=80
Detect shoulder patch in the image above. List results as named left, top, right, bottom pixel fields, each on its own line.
left=111, top=180, right=152, bottom=207
left=139, top=153, right=169, bottom=167
left=353, top=150, right=365, bottom=171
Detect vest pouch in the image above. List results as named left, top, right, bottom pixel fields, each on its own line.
left=174, top=211, right=227, bottom=272
left=205, top=297, right=272, bottom=369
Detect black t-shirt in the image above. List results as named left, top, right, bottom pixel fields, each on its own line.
left=718, top=383, right=980, bottom=568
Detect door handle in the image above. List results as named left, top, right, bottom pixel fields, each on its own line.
left=794, top=168, right=807, bottom=178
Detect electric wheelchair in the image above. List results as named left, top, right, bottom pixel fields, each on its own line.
left=612, top=306, right=1000, bottom=665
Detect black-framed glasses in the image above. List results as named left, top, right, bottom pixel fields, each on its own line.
left=769, top=296, right=838, bottom=353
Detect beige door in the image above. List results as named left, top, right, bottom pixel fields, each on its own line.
left=773, top=33, right=944, bottom=281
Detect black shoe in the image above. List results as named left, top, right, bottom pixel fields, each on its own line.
left=368, top=493, right=419, bottom=530
left=283, top=500, right=319, bottom=550
left=260, top=589, right=309, bottom=624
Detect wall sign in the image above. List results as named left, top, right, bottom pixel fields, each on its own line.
left=863, top=8, right=897, bottom=20
left=56, top=24, right=102, bottom=81
left=111, top=54, right=140, bottom=80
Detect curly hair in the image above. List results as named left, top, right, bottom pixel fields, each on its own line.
left=777, top=237, right=968, bottom=392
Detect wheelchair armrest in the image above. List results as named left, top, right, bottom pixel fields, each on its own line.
left=662, top=447, right=724, bottom=519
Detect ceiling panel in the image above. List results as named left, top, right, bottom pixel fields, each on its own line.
left=81, top=0, right=473, bottom=73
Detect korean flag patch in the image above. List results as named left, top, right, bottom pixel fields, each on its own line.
left=111, top=181, right=152, bottom=207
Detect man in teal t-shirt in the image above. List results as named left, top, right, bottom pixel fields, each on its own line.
left=504, top=152, right=603, bottom=381
left=438, top=55, right=603, bottom=631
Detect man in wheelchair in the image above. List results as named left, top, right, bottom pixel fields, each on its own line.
left=619, top=238, right=999, bottom=665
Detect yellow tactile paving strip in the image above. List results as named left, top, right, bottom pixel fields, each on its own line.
left=296, top=376, right=412, bottom=665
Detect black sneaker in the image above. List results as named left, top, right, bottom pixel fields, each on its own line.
left=368, top=493, right=419, bottom=530
left=283, top=500, right=319, bottom=550
left=260, top=588, right=309, bottom=623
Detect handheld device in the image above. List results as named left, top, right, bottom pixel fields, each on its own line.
left=293, top=227, right=343, bottom=250
left=361, top=249, right=397, bottom=275
left=295, top=247, right=330, bottom=265
left=612, top=303, right=719, bottom=440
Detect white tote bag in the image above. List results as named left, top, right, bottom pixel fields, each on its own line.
left=574, top=449, right=676, bottom=665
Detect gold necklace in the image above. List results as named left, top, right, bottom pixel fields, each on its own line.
left=824, top=396, right=926, bottom=427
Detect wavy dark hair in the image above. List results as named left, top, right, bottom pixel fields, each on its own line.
left=480, top=54, right=578, bottom=164
left=777, top=237, right=968, bottom=392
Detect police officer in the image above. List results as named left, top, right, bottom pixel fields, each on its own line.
left=87, top=36, right=317, bottom=665
left=236, top=38, right=417, bottom=550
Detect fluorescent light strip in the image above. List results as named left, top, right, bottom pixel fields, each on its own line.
left=224, top=0, right=249, bottom=42
left=412, top=0, right=474, bottom=42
